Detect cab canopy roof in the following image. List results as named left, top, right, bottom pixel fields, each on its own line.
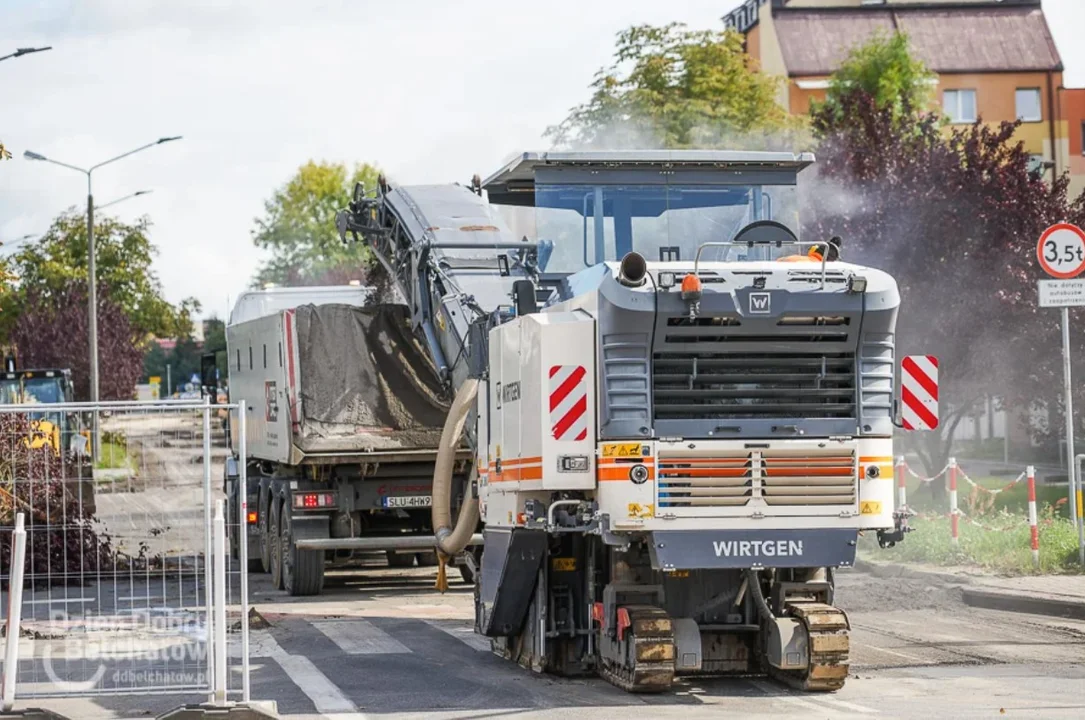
left=482, top=150, right=816, bottom=206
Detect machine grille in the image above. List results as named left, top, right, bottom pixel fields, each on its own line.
left=760, top=450, right=857, bottom=505
left=657, top=454, right=752, bottom=508
left=656, top=447, right=857, bottom=514
left=653, top=315, right=857, bottom=422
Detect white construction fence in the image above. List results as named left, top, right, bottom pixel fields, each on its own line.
left=0, top=400, right=251, bottom=710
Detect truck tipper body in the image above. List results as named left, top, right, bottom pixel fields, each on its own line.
left=223, top=287, right=470, bottom=594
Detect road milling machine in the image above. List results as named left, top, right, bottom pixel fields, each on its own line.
left=336, top=150, right=924, bottom=693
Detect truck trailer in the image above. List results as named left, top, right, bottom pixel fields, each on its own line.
left=334, top=149, right=925, bottom=692
left=223, top=285, right=473, bottom=595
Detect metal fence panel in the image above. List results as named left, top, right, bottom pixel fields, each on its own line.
left=0, top=401, right=248, bottom=700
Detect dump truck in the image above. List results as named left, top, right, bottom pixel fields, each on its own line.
left=222, top=285, right=474, bottom=595
left=0, top=365, right=95, bottom=514
left=334, top=149, right=928, bottom=693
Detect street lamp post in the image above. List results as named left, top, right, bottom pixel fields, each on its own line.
left=23, top=138, right=181, bottom=458
left=96, top=189, right=153, bottom=211
left=0, top=47, right=52, bottom=63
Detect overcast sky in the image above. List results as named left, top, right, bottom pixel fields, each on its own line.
left=2, top=0, right=1083, bottom=325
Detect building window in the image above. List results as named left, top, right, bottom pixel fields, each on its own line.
left=1015, top=88, right=1042, bottom=122
left=943, top=89, right=976, bottom=123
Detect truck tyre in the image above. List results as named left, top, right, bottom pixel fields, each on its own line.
left=386, top=551, right=415, bottom=568
left=269, top=499, right=284, bottom=591
left=280, top=507, right=325, bottom=596
left=416, top=551, right=439, bottom=567
left=459, top=563, right=475, bottom=585
left=259, top=498, right=272, bottom=573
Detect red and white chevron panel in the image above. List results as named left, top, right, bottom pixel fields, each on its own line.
left=901, top=355, right=939, bottom=431
left=549, top=365, right=588, bottom=441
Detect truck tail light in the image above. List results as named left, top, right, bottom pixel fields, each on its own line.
left=293, top=492, right=336, bottom=509
left=247, top=511, right=258, bottom=524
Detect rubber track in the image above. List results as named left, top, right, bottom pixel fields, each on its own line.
left=767, top=601, right=850, bottom=692
left=597, top=605, right=676, bottom=693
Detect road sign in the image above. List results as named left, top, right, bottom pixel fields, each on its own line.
left=1037, top=223, right=1085, bottom=278
left=901, top=355, right=939, bottom=431
left=1039, top=279, right=1085, bottom=307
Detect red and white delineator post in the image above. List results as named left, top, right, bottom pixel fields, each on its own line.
left=949, top=457, right=960, bottom=546
left=1027, top=465, right=1039, bottom=568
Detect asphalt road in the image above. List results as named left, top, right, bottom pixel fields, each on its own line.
left=13, top=564, right=1085, bottom=720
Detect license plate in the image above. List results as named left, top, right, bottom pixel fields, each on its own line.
left=382, top=495, right=432, bottom=508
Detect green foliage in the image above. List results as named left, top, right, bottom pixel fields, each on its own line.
left=95, top=440, right=134, bottom=471
left=0, top=211, right=199, bottom=342
left=820, top=31, right=935, bottom=126
left=862, top=512, right=1080, bottom=574
left=546, top=23, right=803, bottom=150
left=142, top=316, right=227, bottom=390
left=252, top=160, right=381, bottom=287
left=202, top=316, right=228, bottom=380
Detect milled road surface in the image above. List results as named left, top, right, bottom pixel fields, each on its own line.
left=12, top=565, right=1085, bottom=720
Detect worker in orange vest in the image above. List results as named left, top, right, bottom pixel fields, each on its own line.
left=777, top=238, right=840, bottom=263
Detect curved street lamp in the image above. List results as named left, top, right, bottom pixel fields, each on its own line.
left=23, top=137, right=182, bottom=458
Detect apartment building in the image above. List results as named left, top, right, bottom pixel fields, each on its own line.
left=725, top=0, right=1081, bottom=188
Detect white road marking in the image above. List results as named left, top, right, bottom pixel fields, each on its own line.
left=252, top=632, right=358, bottom=714
left=853, top=640, right=931, bottom=663
left=817, top=696, right=880, bottom=714
left=425, top=620, right=491, bottom=651
left=749, top=680, right=854, bottom=715
left=314, top=619, right=411, bottom=655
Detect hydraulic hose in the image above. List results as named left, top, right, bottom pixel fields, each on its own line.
left=432, top=378, right=480, bottom=558
left=745, top=569, right=776, bottom=621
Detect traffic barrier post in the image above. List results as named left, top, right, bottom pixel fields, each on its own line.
left=1027, top=465, right=1039, bottom=568
left=949, top=457, right=960, bottom=546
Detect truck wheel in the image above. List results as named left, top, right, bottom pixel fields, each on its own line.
left=281, top=508, right=325, bottom=596
left=259, top=499, right=272, bottom=573
left=416, top=551, right=439, bottom=567
left=269, top=499, right=284, bottom=591
left=386, top=551, right=415, bottom=568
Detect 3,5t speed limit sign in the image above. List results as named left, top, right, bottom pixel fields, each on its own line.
left=1037, top=223, right=1085, bottom=278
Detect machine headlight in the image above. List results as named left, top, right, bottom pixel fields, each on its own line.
left=657, top=271, right=676, bottom=289
left=847, top=275, right=868, bottom=294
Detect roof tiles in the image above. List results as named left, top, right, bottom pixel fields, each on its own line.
left=774, top=6, right=1062, bottom=77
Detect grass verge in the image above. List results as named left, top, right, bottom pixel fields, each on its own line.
left=860, top=511, right=1082, bottom=575
left=94, top=440, right=134, bottom=471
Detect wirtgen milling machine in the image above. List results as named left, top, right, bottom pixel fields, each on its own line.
left=336, top=150, right=921, bottom=693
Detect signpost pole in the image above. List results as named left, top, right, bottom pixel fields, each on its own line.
left=1037, top=223, right=1085, bottom=566
left=1062, top=307, right=1078, bottom=533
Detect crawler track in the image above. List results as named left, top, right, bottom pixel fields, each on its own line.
left=767, top=602, right=850, bottom=691
left=598, top=605, right=676, bottom=693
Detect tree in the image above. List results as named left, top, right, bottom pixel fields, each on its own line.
left=808, top=55, right=1085, bottom=483
left=819, top=31, right=935, bottom=126
left=546, top=23, right=802, bottom=150
left=11, top=281, right=144, bottom=400
left=0, top=211, right=200, bottom=342
left=252, top=160, right=381, bottom=287
left=202, top=316, right=228, bottom=380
